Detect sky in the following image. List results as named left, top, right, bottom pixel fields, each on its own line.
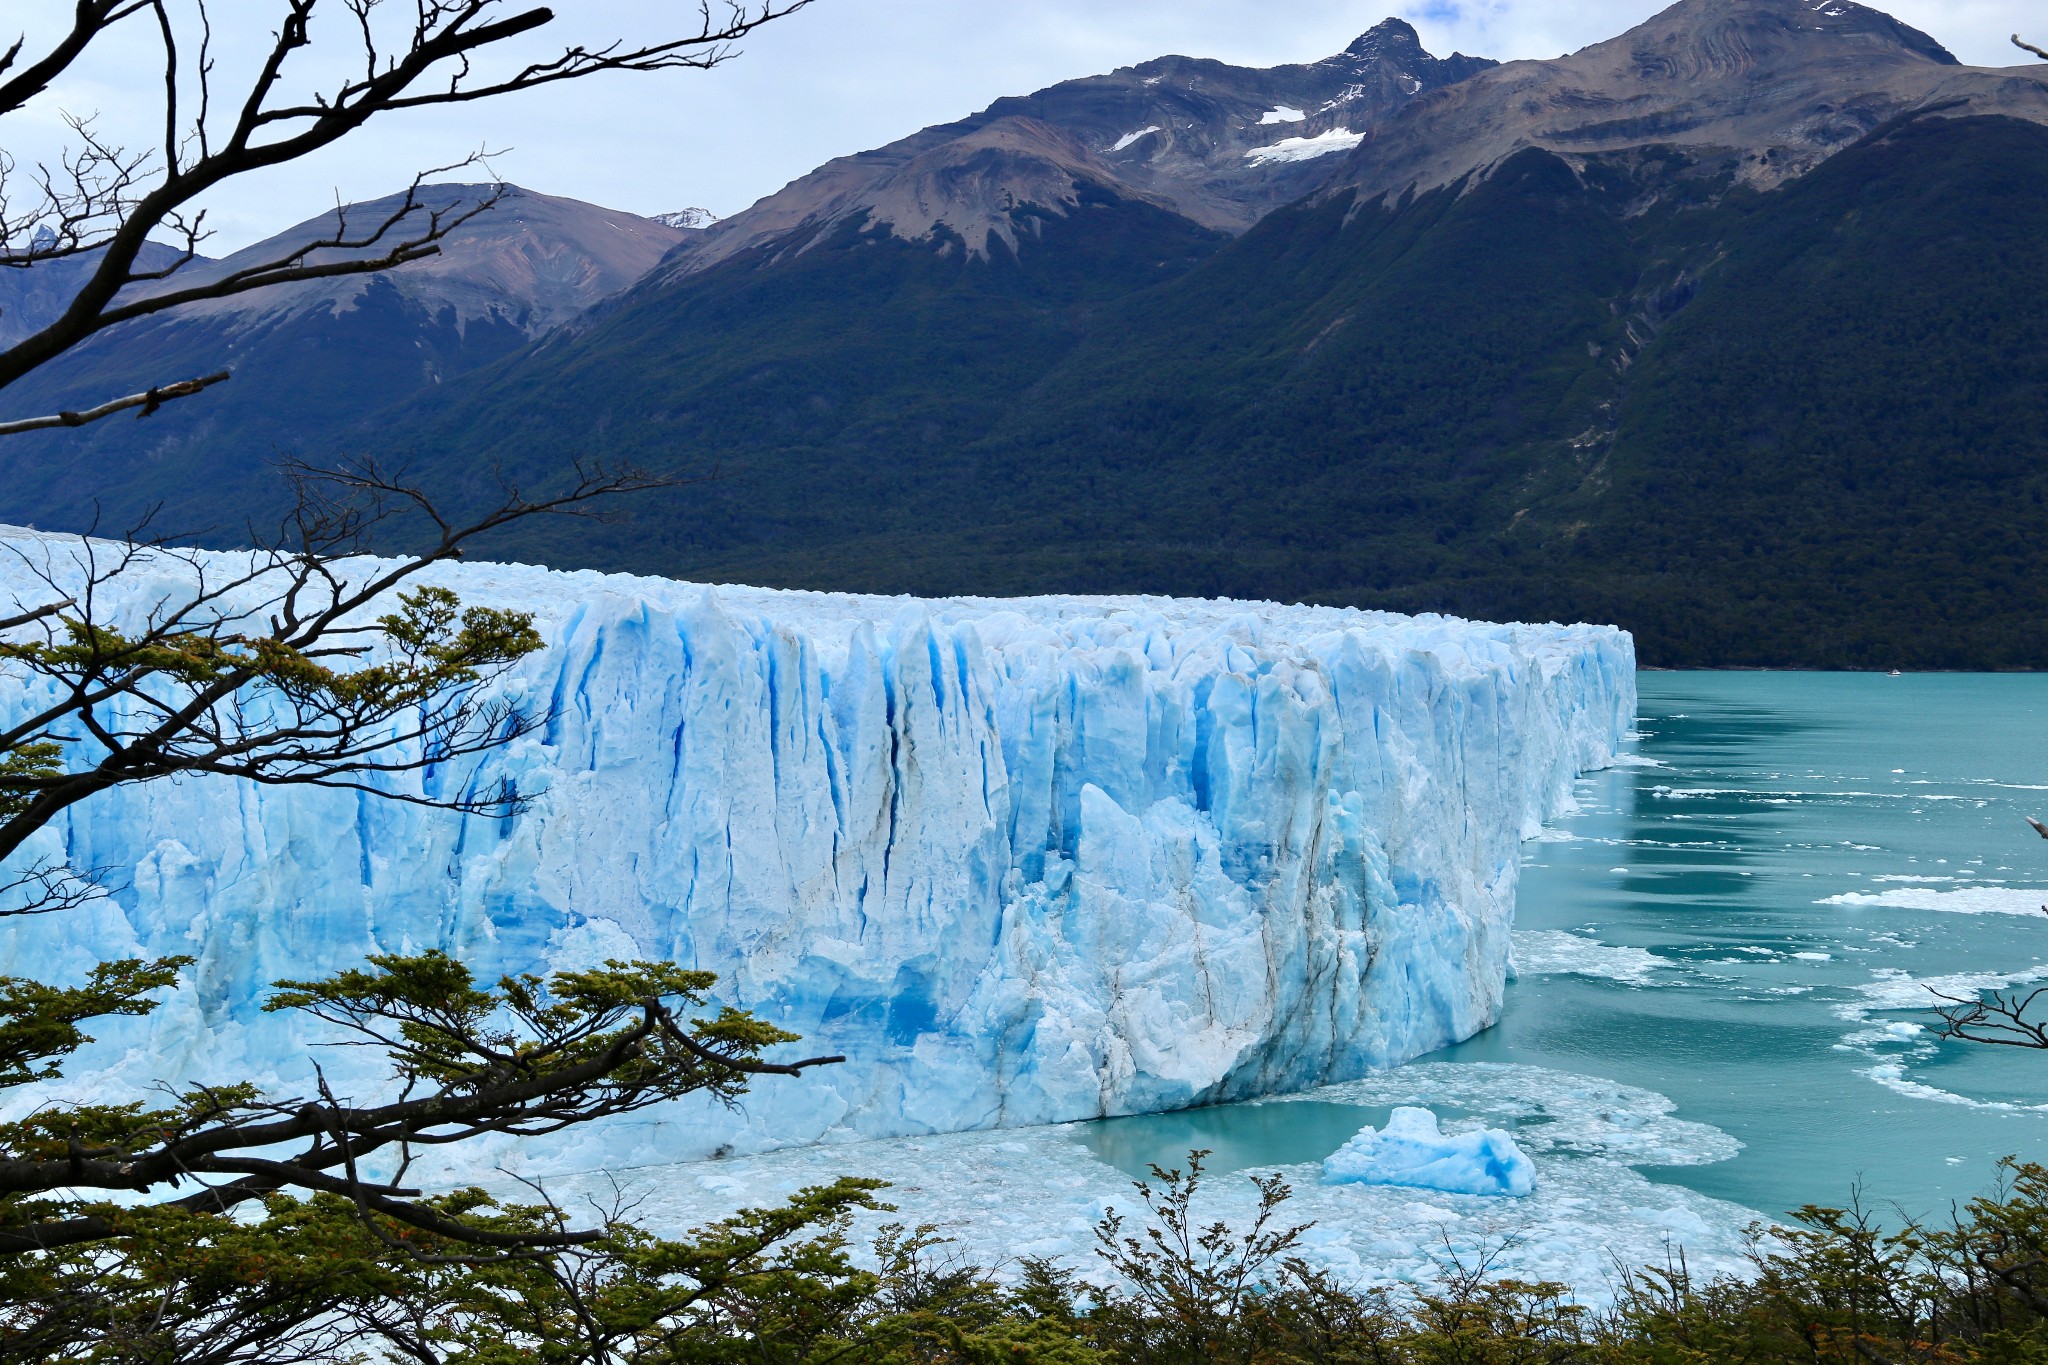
left=17, top=0, right=2045, bottom=252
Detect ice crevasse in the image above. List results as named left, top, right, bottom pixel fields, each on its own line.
left=0, top=533, right=1635, bottom=1167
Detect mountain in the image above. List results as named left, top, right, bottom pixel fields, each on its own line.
left=0, top=185, right=683, bottom=527
left=865, top=107, right=2048, bottom=670
left=0, top=238, right=202, bottom=348
left=0, top=20, right=1488, bottom=542
left=1324, top=0, right=2047, bottom=203
left=375, top=0, right=2048, bottom=669
left=4, top=0, right=2047, bottom=668
left=139, top=183, right=685, bottom=337
left=661, top=16, right=1492, bottom=281
left=329, top=20, right=1505, bottom=567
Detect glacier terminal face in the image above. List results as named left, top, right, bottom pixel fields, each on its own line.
left=0, top=533, right=1634, bottom=1165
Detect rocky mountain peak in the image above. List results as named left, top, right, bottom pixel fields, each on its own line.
left=1339, top=18, right=1426, bottom=64
left=1325, top=17, right=1497, bottom=101
left=1616, top=0, right=1959, bottom=77
left=1325, top=0, right=2041, bottom=206
left=659, top=20, right=1501, bottom=279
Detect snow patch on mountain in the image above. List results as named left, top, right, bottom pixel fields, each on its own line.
left=1247, top=129, right=1366, bottom=164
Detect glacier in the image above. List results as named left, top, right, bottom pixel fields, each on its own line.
left=0, top=530, right=1634, bottom=1166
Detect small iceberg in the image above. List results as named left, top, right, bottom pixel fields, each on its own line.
left=1322, top=1107, right=1536, bottom=1197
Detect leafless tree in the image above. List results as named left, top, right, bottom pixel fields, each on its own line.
left=1932, top=981, right=2048, bottom=1050
left=0, top=0, right=811, bottom=430
left=0, top=459, right=674, bottom=884
left=2016, top=35, right=2048, bottom=61
left=1930, top=814, right=2048, bottom=1049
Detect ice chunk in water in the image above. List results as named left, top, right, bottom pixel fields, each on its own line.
left=1322, top=1106, right=1535, bottom=1197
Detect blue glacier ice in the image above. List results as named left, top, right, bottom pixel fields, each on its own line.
left=1322, top=1106, right=1536, bottom=1197
left=0, top=530, right=1635, bottom=1169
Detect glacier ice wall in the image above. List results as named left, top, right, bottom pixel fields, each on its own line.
left=0, top=533, right=1634, bottom=1164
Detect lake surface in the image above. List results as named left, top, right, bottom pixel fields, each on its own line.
left=585, top=672, right=2048, bottom=1292
left=1091, top=672, right=2048, bottom=1222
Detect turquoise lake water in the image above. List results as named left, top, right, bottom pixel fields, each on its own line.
left=1083, top=672, right=2048, bottom=1223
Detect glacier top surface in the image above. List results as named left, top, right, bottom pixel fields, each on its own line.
left=0, top=525, right=1618, bottom=655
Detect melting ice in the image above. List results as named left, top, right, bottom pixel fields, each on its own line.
left=1322, top=1106, right=1535, bottom=1196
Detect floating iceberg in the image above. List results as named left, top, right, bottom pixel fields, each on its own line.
left=0, top=530, right=1634, bottom=1167
left=1323, top=1107, right=1535, bottom=1197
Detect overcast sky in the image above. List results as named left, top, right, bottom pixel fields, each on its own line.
left=24, top=0, right=2045, bottom=252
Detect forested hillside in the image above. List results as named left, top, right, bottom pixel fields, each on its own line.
left=376, top=113, right=2048, bottom=668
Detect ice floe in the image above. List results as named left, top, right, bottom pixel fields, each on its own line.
left=1323, top=1107, right=1535, bottom=1197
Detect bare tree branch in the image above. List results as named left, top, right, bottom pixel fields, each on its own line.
left=0, top=460, right=684, bottom=865
left=0, top=369, right=228, bottom=436
left=0, top=3, right=149, bottom=122
left=0, top=858, right=112, bottom=918
left=1931, top=983, right=2048, bottom=1050
left=0, top=1, right=814, bottom=396
left=2016, top=35, right=2048, bottom=61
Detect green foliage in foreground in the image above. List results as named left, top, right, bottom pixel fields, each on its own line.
left=18, top=1132, right=2048, bottom=1365
left=0, top=948, right=836, bottom=1364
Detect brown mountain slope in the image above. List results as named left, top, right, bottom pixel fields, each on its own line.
left=143, top=184, right=687, bottom=338
left=1328, top=0, right=2048, bottom=205
left=657, top=18, right=1495, bottom=282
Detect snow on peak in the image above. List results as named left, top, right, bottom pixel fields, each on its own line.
left=1246, top=127, right=1366, bottom=165
left=655, top=207, right=718, bottom=230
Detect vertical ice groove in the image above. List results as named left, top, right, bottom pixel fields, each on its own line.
left=0, top=532, right=1635, bottom=1167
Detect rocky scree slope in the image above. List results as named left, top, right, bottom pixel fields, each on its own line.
left=1323, top=0, right=2048, bottom=204
left=657, top=16, right=1494, bottom=280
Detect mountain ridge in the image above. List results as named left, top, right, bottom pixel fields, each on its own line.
left=656, top=17, right=1495, bottom=282
left=1, top=2, right=2045, bottom=669
left=1325, top=0, right=2047, bottom=206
